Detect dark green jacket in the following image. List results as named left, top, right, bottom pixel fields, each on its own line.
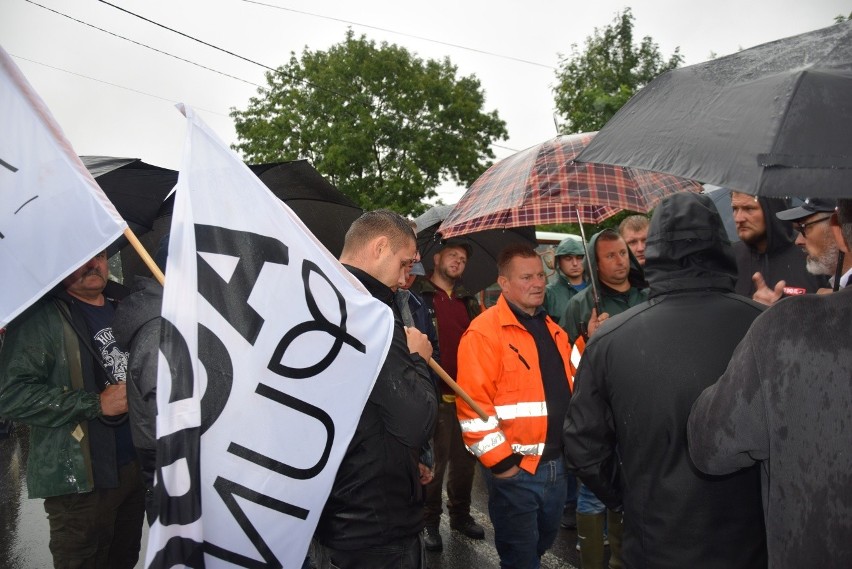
left=544, top=273, right=587, bottom=325
left=0, top=298, right=103, bottom=498
left=562, top=231, right=648, bottom=340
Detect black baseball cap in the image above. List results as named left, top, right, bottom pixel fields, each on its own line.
left=776, top=198, right=836, bottom=221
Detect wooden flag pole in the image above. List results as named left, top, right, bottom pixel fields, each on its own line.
left=428, top=358, right=489, bottom=422
left=123, top=227, right=165, bottom=286
left=121, top=226, right=490, bottom=423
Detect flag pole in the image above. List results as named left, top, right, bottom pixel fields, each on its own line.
left=123, top=227, right=165, bottom=286
left=428, top=358, right=489, bottom=422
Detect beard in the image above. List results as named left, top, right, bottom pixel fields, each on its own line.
left=806, top=241, right=840, bottom=276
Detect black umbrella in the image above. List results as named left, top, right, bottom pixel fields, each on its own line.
left=576, top=19, right=852, bottom=199
left=80, top=156, right=177, bottom=237
left=87, top=159, right=362, bottom=280
left=414, top=203, right=537, bottom=294
left=247, top=161, right=362, bottom=257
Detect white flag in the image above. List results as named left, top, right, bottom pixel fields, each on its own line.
left=0, top=46, right=126, bottom=328
left=145, top=105, right=393, bottom=568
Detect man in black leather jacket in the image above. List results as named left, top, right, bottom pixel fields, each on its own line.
left=311, top=210, right=438, bottom=569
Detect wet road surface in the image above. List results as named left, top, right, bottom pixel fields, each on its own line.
left=2, top=425, right=586, bottom=568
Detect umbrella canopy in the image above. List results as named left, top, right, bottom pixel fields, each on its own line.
left=81, top=156, right=177, bottom=235
left=106, top=159, right=361, bottom=280
left=437, top=132, right=701, bottom=238
left=414, top=204, right=537, bottom=294
left=576, top=20, right=852, bottom=199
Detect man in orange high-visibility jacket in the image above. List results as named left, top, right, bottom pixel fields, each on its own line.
left=456, top=243, right=575, bottom=569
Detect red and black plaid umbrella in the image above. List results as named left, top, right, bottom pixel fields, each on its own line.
left=438, top=132, right=701, bottom=238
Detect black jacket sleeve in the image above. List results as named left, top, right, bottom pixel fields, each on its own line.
left=563, top=345, right=623, bottom=510
left=369, top=322, right=437, bottom=448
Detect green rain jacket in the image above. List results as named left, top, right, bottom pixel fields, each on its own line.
left=561, top=231, right=648, bottom=340
left=0, top=298, right=103, bottom=498
left=543, top=237, right=588, bottom=325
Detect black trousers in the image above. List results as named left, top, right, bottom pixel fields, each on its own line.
left=43, top=460, right=146, bottom=569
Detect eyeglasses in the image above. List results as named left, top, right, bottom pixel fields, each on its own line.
left=793, top=216, right=832, bottom=238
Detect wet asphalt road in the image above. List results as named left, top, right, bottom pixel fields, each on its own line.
left=2, top=425, right=583, bottom=569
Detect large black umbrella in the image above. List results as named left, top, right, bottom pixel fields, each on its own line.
left=80, top=156, right=177, bottom=236
left=247, top=161, right=362, bottom=257
left=83, top=158, right=362, bottom=280
left=414, top=204, right=537, bottom=294
left=576, top=20, right=852, bottom=198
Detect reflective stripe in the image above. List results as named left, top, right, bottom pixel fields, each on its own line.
left=460, top=415, right=499, bottom=433
left=511, top=443, right=545, bottom=456
left=570, top=339, right=584, bottom=370
left=469, top=431, right=506, bottom=457
left=495, top=401, right=548, bottom=420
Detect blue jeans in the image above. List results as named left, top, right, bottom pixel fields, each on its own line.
left=566, top=473, right=578, bottom=504
left=577, top=481, right=606, bottom=515
left=482, top=459, right=567, bottom=569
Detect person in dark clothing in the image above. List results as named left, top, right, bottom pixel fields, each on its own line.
left=561, top=229, right=646, bottom=567
left=0, top=251, right=145, bottom=569
left=310, top=210, right=438, bottom=569
left=731, top=192, right=827, bottom=302
left=564, top=192, right=768, bottom=569
left=688, top=199, right=852, bottom=569
left=394, top=261, right=439, bottom=487
left=113, top=275, right=163, bottom=524
left=410, top=240, right=485, bottom=551
left=112, top=233, right=170, bottom=525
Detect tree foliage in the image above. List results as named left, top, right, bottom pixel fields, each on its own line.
left=552, top=8, right=683, bottom=133
left=231, top=31, right=507, bottom=215
left=539, top=209, right=644, bottom=239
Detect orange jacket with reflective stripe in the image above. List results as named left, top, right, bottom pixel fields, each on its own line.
left=456, top=295, right=575, bottom=474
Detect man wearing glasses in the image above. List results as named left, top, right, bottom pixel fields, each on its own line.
left=776, top=198, right=851, bottom=291
left=688, top=198, right=852, bottom=568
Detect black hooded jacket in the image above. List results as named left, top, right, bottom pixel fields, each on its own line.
left=733, top=196, right=827, bottom=296
left=563, top=193, right=768, bottom=569
left=113, top=276, right=163, bottom=487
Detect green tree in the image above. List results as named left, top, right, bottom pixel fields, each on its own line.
left=552, top=8, right=683, bottom=133
left=231, top=30, right=507, bottom=215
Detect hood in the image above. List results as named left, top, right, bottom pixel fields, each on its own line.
left=758, top=196, right=796, bottom=255
left=554, top=236, right=585, bottom=257
left=112, top=276, right=164, bottom=350
left=644, top=193, right=738, bottom=298
left=586, top=229, right=645, bottom=292
left=554, top=236, right=590, bottom=282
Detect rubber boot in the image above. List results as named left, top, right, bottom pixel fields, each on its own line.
left=606, top=509, right=624, bottom=569
left=576, top=512, right=606, bottom=569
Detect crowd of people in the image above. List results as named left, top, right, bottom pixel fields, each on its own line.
left=0, top=192, right=849, bottom=569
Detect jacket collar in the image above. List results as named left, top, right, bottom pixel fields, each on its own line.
left=343, top=264, right=394, bottom=307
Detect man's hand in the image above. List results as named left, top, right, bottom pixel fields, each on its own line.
left=751, top=272, right=784, bottom=306
left=586, top=307, right=610, bottom=337
left=418, top=463, right=434, bottom=485
left=405, top=326, right=433, bottom=361
left=100, top=383, right=128, bottom=416
left=494, top=464, right=521, bottom=479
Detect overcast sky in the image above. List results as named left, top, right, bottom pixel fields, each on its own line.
left=3, top=0, right=849, bottom=203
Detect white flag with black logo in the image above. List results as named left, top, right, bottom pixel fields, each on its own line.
left=0, top=46, right=126, bottom=328
left=145, top=105, right=392, bottom=568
